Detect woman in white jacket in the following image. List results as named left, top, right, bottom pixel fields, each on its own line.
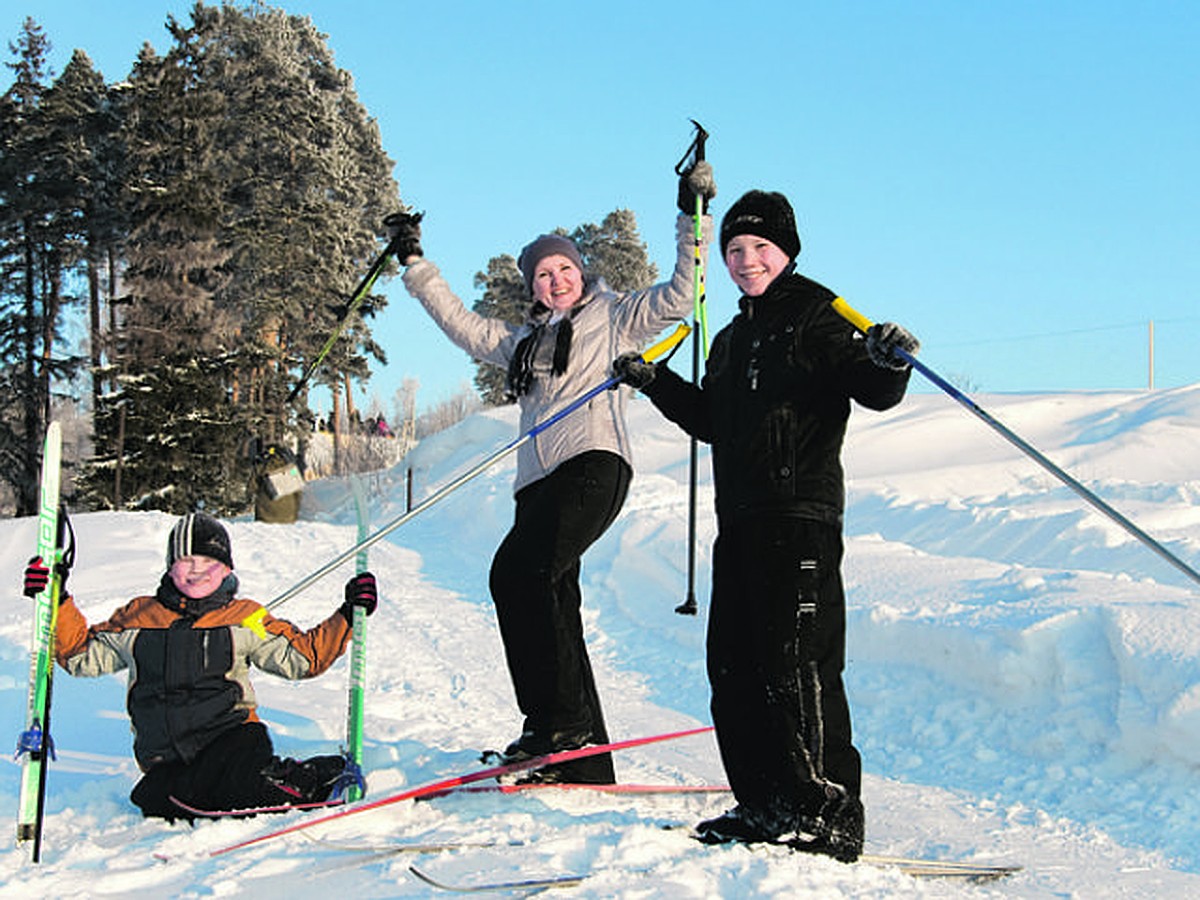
left=390, top=164, right=713, bottom=783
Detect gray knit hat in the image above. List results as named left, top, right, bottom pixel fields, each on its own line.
left=166, top=513, right=234, bottom=570
left=516, top=234, right=585, bottom=293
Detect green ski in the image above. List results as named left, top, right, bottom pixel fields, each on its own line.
left=15, top=422, right=64, bottom=861
left=344, top=475, right=370, bottom=801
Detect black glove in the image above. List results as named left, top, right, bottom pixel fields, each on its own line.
left=23, top=556, right=51, bottom=598
left=865, top=322, right=919, bottom=371
left=383, top=211, right=424, bottom=262
left=612, top=351, right=658, bottom=390
left=676, top=160, right=717, bottom=215
left=341, top=571, right=378, bottom=620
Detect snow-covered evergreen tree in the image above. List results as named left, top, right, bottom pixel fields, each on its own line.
left=79, top=3, right=401, bottom=514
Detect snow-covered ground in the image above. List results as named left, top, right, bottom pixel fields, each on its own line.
left=3, top=382, right=1200, bottom=897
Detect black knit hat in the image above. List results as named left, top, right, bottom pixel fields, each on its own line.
left=166, top=513, right=234, bottom=570
left=719, top=190, right=801, bottom=261
left=516, top=234, right=585, bottom=293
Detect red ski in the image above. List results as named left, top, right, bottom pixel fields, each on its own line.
left=208, top=725, right=714, bottom=857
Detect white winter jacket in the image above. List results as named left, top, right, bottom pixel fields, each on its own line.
left=402, top=214, right=712, bottom=493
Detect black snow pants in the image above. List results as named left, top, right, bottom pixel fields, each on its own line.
left=130, top=722, right=288, bottom=819
left=489, top=450, right=631, bottom=781
left=707, top=516, right=861, bottom=816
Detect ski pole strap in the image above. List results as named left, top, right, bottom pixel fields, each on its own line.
left=674, top=118, right=708, bottom=174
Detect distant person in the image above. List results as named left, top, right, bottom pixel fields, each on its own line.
left=22, top=512, right=379, bottom=819
left=386, top=158, right=716, bottom=783
left=613, top=189, right=918, bottom=860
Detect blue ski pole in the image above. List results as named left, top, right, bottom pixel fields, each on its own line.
left=242, top=323, right=693, bottom=626
left=833, top=297, right=1200, bottom=590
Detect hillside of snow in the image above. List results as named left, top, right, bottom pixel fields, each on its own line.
left=2, top=382, right=1200, bottom=897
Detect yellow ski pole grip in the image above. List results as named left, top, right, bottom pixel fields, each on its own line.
left=831, top=296, right=874, bottom=335
left=642, top=322, right=692, bottom=363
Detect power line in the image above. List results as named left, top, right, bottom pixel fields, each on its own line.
left=942, top=317, right=1199, bottom=349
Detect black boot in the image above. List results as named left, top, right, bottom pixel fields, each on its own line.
left=500, top=722, right=593, bottom=764
left=788, top=791, right=865, bottom=863
left=693, top=804, right=783, bottom=845
left=261, top=754, right=351, bottom=803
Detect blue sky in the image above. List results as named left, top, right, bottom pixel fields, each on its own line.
left=9, top=1, right=1199, bottom=416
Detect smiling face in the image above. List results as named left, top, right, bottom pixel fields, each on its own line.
left=169, top=555, right=230, bottom=599
left=723, top=234, right=792, bottom=297
left=530, top=254, right=584, bottom=313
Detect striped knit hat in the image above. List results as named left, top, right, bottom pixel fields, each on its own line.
left=166, top=513, right=234, bottom=570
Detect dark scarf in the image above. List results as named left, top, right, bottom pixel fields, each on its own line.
left=155, top=571, right=240, bottom=619
left=506, top=313, right=573, bottom=399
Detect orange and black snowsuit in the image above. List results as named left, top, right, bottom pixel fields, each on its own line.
left=55, top=578, right=352, bottom=817
left=57, top=586, right=350, bottom=770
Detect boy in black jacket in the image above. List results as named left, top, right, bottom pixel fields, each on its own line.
left=614, top=190, right=918, bottom=862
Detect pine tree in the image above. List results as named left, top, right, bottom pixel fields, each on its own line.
left=471, top=253, right=527, bottom=405
left=572, top=208, right=658, bottom=292
left=0, top=18, right=87, bottom=514
left=80, top=2, right=401, bottom=513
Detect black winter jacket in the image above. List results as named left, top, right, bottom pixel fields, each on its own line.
left=643, top=272, right=910, bottom=525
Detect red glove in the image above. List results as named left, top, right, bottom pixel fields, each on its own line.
left=23, top=556, right=51, bottom=598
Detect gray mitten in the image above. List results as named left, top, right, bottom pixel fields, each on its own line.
left=677, top=160, right=717, bottom=214
left=865, top=322, right=919, bottom=370
left=612, top=351, right=658, bottom=390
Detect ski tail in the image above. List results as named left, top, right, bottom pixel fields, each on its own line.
left=209, top=724, right=715, bottom=856
left=409, top=865, right=587, bottom=893
left=16, top=422, right=64, bottom=861
left=170, top=795, right=346, bottom=818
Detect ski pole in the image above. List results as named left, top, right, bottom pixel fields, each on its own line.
left=286, top=216, right=415, bottom=405
left=832, top=297, right=1200, bottom=590
left=673, top=118, right=709, bottom=617
left=245, top=323, right=693, bottom=622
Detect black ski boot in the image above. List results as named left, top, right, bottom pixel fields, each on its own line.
left=787, top=789, right=865, bottom=863
left=262, top=754, right=352, bottom=803
left=693, top=804, right=783, bottom=845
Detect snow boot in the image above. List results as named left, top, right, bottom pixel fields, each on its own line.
left=500, top=722, right=594, bottom=764
left=787, top=791, right=865, bottom=863
left=261, top=754, right=352, bottom=803
left=513, top=752, right=616, bottom=785
left=693, top=804, right=783, bottom=845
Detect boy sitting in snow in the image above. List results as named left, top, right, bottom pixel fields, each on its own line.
left=22, top=512, right=378, bottom=819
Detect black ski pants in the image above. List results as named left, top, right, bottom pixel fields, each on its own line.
left=489, top=450, right=630, bottom=761
left=130, top=721, right=287, bottom=819
left=707, top=516, right=861, bottom=816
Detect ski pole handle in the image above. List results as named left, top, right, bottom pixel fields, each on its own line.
left=642, top=321, right=692, bottom=363
left=830, top=296, right=873, bottom=335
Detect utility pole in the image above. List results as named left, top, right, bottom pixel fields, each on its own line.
left=1148, top=319, right=1155, bottom=390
